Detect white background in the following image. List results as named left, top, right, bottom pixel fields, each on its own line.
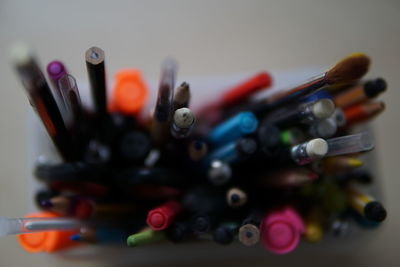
left=0, top=0, right=400, bottom=266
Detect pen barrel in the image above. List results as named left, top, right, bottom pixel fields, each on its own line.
left=86, top=47, right=107, bottom=117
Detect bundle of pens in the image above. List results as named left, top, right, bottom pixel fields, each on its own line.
left=1, top=43, right=388, bottom=255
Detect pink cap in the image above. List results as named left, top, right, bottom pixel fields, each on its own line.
left=260, top=206, right=305, bottom=254
left=146, top=200, right=182, bottom=231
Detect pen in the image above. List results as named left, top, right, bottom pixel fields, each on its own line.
left=347, top=188, right=387, bottom=222
left=171, top=108, right=195, bottom=139
left=173, top=82, right=191, bottom=110
left=11, top=43, right=74, bottom=161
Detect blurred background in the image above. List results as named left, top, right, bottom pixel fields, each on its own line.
left=0, top=0, right=399, bottom=266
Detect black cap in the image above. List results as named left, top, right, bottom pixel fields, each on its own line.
left=364, top=201, right=387, bottom=222
left=258, top=122, right=280, bottom=153
left=192, top=215, right=211, bottom=234
left=119, top=131, right=151, bottom=162
left=213, top=226, right=234, bottom=245
left=236, top=138, right=257, bottom=156
left=364, top=78, right=387, bottom=98
left=166, top=222, right=190, bottom=243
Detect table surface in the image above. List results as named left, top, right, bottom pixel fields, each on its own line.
left=1, top=0, right=400, bottom=266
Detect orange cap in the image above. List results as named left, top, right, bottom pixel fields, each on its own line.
left=109, top=69, right=148, bottom=115
left=17, top=211, right=80, bottom=253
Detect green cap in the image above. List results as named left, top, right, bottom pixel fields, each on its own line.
left=127, top=229, right=165, bottom=247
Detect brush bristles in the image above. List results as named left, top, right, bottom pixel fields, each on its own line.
left=325, top=53, right=370, bottom=85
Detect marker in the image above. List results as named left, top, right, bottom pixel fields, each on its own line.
left=207, top=160, right=232, bottom=185
left=308, top=118, right=337, bottom=138
left=151, top=58, right=177, bottom=144
left=188, top=140, right=208, bottom=161
left=117, top=131, right=151, bottom=164
left=253, top=53, right=370, bottom=115
left=171, top=107, right=195, bottom=138
left=212, top=222, right=238, bottom=245
left=85, top=46, right=107, bottom=117
left=207, top=111, right=258, bottom=147
left=265, top=99, right=335, bottom=128
left=166, top=221, right=192, bottom=243
left=304, top=208, right=323, bottom=243
left=71, top=227, right=127, bottom=244
left=191, top=213, right=215, bottom=234
left=46, top=60, right=68, bottom=113
left=347, top=188, right=387, bottom=222
left=325, top=132, right=374, bottom=157
left=226, top=187, right=247, bottom=208
left=343, top=102, right=385, bottom=127
left=334, top=78, right=387, bottom=109
left=173, top=82, right=191, bottom=110
left=289, top=138, right=328, bottom=165
left=205, top=137, right=257, bottom=165
left=10, top=43, right=74, bottom=161
left=312, top=156, right=363, bottom=174
left=221, top=72, right=273, bottom=107
left=260, top=206, right=305, bottom=254
left=127, top=229, right=165, bottom=247
left=260, top=168, right=318, bottom=187
left=146, top=201, right=183, bottom=231
left=109, top=69, right=148, bottom=116
left=46, top=60, right=68, bottom=90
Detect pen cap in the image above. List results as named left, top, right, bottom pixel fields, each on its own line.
left=110, top=69, right=148, bottom=115
left=260, top=206, right=304, bottom=254
left=17, top=211, right=79, bottom=253
left=326, top=132, right=374, bottom=157
left=146, top=200, right=183, bottom=231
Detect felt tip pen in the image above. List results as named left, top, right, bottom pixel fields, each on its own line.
left=212, top=222, right=238, bottom=245
left=207, top=111, right=258, bottom=147
left=146, top=201, right=183, bottom=231
left=347, top=188, right=387, bottom=222
left=330, top=218, right=351, bottom=237
left=312, top=156, right=363, bottom=174
left=238, top=209, right=263, bottom=247
left=260, top=206, right=305, bottom=254
left=204, top=137, right=257, bottom=165
left=117, top=131, right=151, bottom=164
left=304, top=208, right=323, bottom=243
left=127, top=229, right=165, bottom=247
left=46, top=60, right=68, bottom=113
left=325, top=132, right=374, bottom=157
left=258, top=122, right=281, bottom=153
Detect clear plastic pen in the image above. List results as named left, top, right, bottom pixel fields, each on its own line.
left=326, top=132, right=374, bottom=157
left=0, top=216, right=81, bottom=236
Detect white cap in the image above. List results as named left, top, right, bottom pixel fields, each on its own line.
left=173, top=108, right=195, bottom=128
left=312, top=99, right=335, bottom=119
left=306, top=138, right=328, bottom=158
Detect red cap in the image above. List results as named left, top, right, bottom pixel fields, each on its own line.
left=146, top=201, right=183, bottom=231
left=221, top=72, right=273, bottom=107
left=17, top=211, right=80, bottom=253
left=109, top=69, right=148, bottom=116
